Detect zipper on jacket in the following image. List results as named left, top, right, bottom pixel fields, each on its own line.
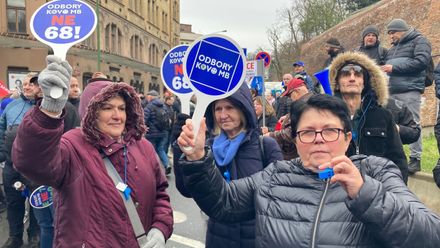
left=311, top=179, right=330, bottom=248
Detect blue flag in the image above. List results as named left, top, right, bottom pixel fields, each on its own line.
left=250, top=76, right=264, bottom=96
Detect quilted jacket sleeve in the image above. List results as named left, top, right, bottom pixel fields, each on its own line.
left=181, top=150, right=267, bottom=223
left=346, top=156, right=440, bottom=247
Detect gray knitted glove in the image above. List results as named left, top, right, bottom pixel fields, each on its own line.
left=142, top=228, right=165, bottom=248
left=38, top=55, right=72, bottom=113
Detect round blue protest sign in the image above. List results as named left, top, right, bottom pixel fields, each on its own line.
left=30, top=0, right=97, bottom=46
left=161, top=45, right=192, bottom=95
left=183, top=34, right=246, bottom=98
left=29, top=186, right=54, bottom=209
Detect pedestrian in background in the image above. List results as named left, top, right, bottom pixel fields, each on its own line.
left=323, top=38, right=344, bottom=68
left=144, top=90, right=172, bottom=175
left=381, top=18, right=432, bottom=174
left=254, top=96, right=277, bottom=133
left=0, top=73, right=40, bottom=248
left=354, top=25, right=388, bottom=65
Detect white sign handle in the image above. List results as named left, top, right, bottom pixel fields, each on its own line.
left=50, top=44, right=70, bottom=99
left=179, top=94, right=192, bottom=116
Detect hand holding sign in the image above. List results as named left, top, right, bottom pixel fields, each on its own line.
left=30, top=0, right=97, bottom=98
left=182, top=34, right=246, bottom=150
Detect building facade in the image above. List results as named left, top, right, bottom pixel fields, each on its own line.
left=0, top=0, right=180, bottom=94
left=180, top=24, right=202, bottom=45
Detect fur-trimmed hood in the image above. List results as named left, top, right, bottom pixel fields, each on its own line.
left=329, top=52, right=389, bottom=107
left=80, top=82, right=147, bottom=146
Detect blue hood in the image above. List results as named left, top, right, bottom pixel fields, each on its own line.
left=205, top=83, right=258, bottom=132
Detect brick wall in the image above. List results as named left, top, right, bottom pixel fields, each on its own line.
left=301, top=0, right=440, bottom=126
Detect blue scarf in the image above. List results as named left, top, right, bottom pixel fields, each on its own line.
left=212, top=131, right=246, bottom=167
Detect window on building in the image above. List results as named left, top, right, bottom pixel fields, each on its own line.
left=149, top=44, right=159, bottom=66
left=130, top=0, right=141, bottom=13
left=172, top=1, right=178, bottom=18
left=82, top=72, right=93, bottom=88
left=7, top=0, right=26, bottom=33
left=132, top=72, right=142, bottom=93
left=105, top=23, right=122, bottom=54
left=83, top=33, right=96, bottom=49
left=162, top=11, right=169, bottom=33
left=156, top=6, right=159, bottom=26
left=130, top=35, right=144, bottom=61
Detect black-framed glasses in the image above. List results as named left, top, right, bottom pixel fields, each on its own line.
left=296, top=128, right=344, bottom=144
left=339, top=64, right=363, bottom=78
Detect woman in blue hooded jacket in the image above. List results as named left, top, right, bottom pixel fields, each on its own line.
left=173, top=83, right=283, bottom=248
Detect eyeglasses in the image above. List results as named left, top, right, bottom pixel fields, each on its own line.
left=296, top=128, right=344, bottom=144
left=338, top=64, right=363, bottom=78
left=388, top=31, right=397, bottom=35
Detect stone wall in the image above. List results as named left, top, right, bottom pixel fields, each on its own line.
left=301, top=0, right=440, bottom=126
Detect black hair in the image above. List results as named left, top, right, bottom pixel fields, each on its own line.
left=290, top=94, right=352, bottom=139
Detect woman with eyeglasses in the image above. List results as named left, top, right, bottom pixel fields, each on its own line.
left=176, top=94, right=440, bottom=247
left=329, top=52, right=409, bottom=183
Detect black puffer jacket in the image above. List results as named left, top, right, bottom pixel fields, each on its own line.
left=354, top=41, right=387, bottom=65
left=275, top=96, right=292, bottom=119
left=434, top=62, right=440, bottom=99
left=174, top=83, right=283, bottom=248
left=330, top=52, right=408, bottom=183
left=181, top=153, right=440, bottom=248
left=385, top=97, right=421, bottom=144
left=385, top=29, right=432, bottom=94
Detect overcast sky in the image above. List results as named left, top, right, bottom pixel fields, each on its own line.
left=180, top=0, right=291, bottom=53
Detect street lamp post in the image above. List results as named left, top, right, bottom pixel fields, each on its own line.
left=96, top=0, right=101, bottom=71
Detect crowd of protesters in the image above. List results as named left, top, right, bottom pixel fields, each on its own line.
left=0, top=18, right=439, bottom=248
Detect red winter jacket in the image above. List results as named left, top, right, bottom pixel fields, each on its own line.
left=13, top=82, right=173, bottom=247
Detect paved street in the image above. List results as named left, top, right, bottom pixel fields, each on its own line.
left=0, top=168, right=207, bottom=247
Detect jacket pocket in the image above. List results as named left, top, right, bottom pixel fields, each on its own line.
left=362, top=128, right=387, bottom=156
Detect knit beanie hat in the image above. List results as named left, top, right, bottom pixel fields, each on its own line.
left=387, top=19, right=409, bottom=32
left=326, top=38, right=341, bottom=48
left=362, top=25, right=379, bottom=39
left=146, top=90, right=159, bottom=97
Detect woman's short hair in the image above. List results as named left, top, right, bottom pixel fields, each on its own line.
left=290, top=94, right=352, bottom=139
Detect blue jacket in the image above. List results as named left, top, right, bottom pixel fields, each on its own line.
left=175, top=83, right=283, bottom=248
left=385, top=29, right=432, bottom=94
left=0, top=95, right=35, bottom=163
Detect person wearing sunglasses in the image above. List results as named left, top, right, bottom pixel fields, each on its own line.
left=177, top=94, right=440, bottom=247
left=329, top=51, right=408, bottom=183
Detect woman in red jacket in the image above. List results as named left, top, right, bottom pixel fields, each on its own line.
left=12, top=56, right=173, bottom=248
